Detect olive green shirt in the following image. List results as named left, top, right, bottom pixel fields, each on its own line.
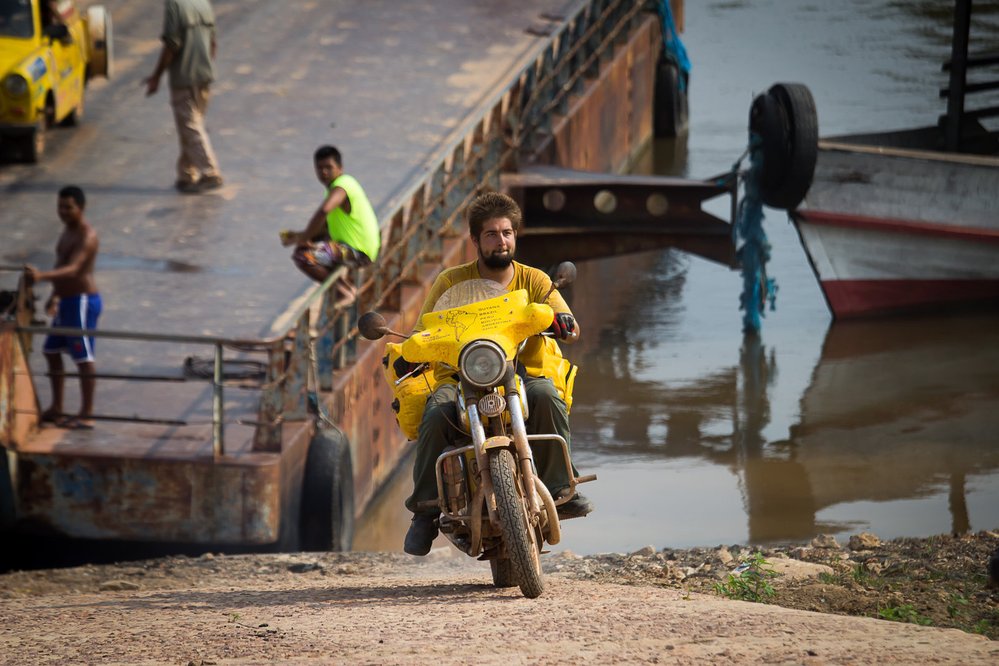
left=162, top=0, right=216, bottom=89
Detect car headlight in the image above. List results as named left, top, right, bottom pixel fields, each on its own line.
left=459, top=340, right=506, bottom=388
left=3, top=75, right=28, bottom=98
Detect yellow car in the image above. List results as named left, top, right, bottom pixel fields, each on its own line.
left=0, top=0, right=111, bottom=162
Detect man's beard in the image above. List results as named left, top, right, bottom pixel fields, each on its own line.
left=481, top=249, right=514, bottom=269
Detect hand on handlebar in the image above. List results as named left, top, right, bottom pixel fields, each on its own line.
left=548, top=313, right=577, bottom=341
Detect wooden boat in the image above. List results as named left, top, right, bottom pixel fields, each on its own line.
left=789, top=0, right=999, bottom=319
left=791, top=139, right=999, bottom=318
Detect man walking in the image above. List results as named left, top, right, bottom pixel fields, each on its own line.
left=144, top=0, right=224, bottom=193
left=25, top=186, right=102, bottom=430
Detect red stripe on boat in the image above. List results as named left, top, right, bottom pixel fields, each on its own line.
left=822, top=279, right=999, bottom=318
left=795, top=210, right=999, bottom=244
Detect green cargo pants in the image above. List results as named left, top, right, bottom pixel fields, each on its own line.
left=405, top=376, right=577, bottom=515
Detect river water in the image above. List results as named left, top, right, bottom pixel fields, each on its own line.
left=356, top=0, right=999, bottom=554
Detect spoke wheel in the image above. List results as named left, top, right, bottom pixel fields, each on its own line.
left=489, top=448, right=544, bottom=598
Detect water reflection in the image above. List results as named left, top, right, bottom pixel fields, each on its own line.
left=778, top=315, right=999, bottom=539
left=566, top=296, right=999, bottom=552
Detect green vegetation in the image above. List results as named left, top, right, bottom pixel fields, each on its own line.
left=877, top=604, right=933, bottom=626
left=946, top=593, right=969, bottom=619
left=713, top=552, right=777, bottom=603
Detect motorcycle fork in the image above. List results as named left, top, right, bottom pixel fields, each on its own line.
left=467, top=401, right=501, bottom=529
left=504, top=376, right=541, bottom=519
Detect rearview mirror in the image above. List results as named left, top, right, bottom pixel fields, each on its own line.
left=358, top=312, right=388, bottom=340
left=552, top=261, right=577, bottom=289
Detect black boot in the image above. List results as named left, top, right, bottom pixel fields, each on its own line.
left=404, top=513, right=439, bottom=556
left=556, top=491, right=594, bottom=519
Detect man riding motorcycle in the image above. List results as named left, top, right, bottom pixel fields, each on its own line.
left=403, top=192, right=593, bottom=556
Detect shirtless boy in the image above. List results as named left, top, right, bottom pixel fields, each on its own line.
left=25, top=186, right=102, bottom=429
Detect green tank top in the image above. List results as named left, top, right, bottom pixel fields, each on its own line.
left=326, top=174, right=380, bottom=261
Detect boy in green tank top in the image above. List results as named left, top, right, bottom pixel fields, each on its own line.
left=280, top=145, right=381, bottom=301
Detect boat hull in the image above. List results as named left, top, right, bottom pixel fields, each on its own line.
left=793, top=142, right=999, bottom=319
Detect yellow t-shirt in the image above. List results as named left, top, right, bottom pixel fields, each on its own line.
left=415, top=260, right=572, bottom=381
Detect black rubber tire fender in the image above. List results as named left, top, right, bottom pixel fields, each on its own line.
left=762, top=82, right=819, bottom=210
left=489, top=448, right=545, bottom=598
left=749, top=91, right=789, bottom=194
left=0, top=449, right=15, bottom=532
left=299, top=425, right=355, bottom=552
left=654, top=56, right=689, bottom=138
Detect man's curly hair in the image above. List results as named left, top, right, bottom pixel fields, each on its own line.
left=466, top=192, right=522, bottom=238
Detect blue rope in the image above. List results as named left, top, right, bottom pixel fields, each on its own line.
left=657, top=1, right=691, bottom=89
left=733, top=134, right=777, bottom=334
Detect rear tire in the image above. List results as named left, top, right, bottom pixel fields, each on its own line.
left=489, top=448, right=544, bottom=598
left=490, top=557, right=518, bottom=588
left=299, top=426, right=355, bottom=552
left=62, top=94, right=84, bottom=127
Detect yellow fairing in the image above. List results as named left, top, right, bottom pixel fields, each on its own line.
left=540, top=336, right=579, bottom=414
left=402, top=289, right=553, bottom=367
left=382, top=341, right=434, bottom=441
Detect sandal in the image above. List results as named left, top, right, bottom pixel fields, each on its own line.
left=59, top=416, right=95, bottom=430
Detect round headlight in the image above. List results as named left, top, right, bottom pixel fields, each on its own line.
left=3, top=75, right=28, bottom=98
left=459, top=340, right=506, bottom=388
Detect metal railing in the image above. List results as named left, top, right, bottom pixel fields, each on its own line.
left=2, top=266, right=349, bottom=456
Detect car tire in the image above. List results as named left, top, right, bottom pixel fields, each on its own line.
left=20, top=117, right=46, bottom=163
left=62, top=94, right=84, bottom=127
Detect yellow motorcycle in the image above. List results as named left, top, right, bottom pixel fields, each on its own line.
left=359, top=263, right=593, bottom=598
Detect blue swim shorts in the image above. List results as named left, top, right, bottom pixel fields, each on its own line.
left=43, top=293, right=103, bottom=363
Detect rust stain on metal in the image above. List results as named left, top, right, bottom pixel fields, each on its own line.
left=1, top=324, right=39, bottom=449
left=540, top=16, right=659, bottom=173
left=16, top=452, right=286, bottom=543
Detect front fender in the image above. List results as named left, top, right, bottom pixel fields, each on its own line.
left=1, top=50, right=52, bottom=125
left=481, top=435, right=513, bottom=452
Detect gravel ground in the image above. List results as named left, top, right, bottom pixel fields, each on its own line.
left=0, top=530, right=997, bottom=665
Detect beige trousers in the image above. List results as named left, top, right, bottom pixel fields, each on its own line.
left=169, top=85, right=221, bottom=184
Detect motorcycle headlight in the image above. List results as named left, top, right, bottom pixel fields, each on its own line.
left=3, top=75, right=28, bottom=98
left=459, top=340, right=506, bottom=388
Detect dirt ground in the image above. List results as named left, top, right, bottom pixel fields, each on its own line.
left=1, top=530, right=997, bottom=665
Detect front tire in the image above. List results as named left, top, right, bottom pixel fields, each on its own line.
left=20, top=117, right=46, bottom=163
left=489, top=448, right=544, bottom=598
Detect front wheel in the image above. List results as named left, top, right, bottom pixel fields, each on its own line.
left=489, top=448, right=544, bottom=598
left=19, top=117, right=45, bottom=163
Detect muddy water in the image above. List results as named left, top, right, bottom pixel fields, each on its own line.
left=357, top=1, right=999, bottom=554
